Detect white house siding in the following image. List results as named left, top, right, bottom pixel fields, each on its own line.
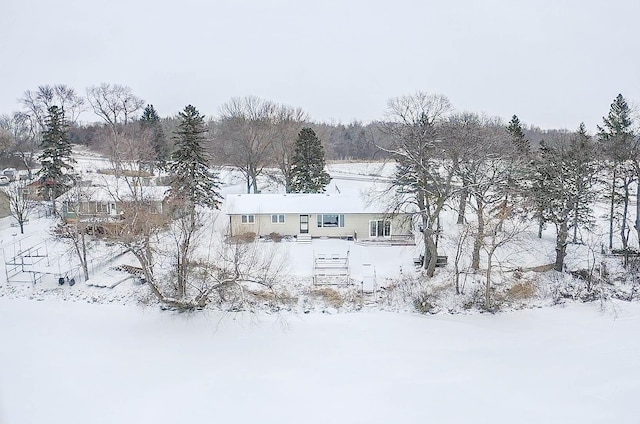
left=230, top=213, right=412, bottom=240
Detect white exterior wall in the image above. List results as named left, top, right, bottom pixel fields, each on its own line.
left=230, top=213, right=412, bottom=239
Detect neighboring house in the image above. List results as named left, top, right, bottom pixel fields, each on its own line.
left=225, top=193, right=414, bottom=241
left=56, top=177, right=170, bottom=234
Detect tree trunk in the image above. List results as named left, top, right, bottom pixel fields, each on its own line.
left=420, top=213, right=430, bottom=270
left=20, top=155, right=33, bottom=180
left=485, top=248, right=494, bottom=310
left=609, top=168, right=616, bottom=250
left=130, top=244, right=166, bottom=303
left=453, top=226, right=468, bottom=295
left=284, top=172, right=292, bottom=193
left=635, top=180, right=640, bottom=250
left=554, top=219, right=569, bottom=272
left=471, top=198, right=484, bottom=270
left=621, top=179, right=630, bottom=250
left=425, top=228, right=438, bottom=277
left=457, top=187, right=468, bottom=224
left=496, top=194, right=507, bottom=232
left=572, top=177, right=583, bottom=243
left=572, top=200, right=579, bottom=243
left=537, top=218, right=544, bottom=239
left=71, top=229, right=90, bottom=282
left=80, top=232, right=89, bottom=281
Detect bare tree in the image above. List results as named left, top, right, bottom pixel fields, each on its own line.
left=451, top=223, right=472, bottom=295
left=482, top=210, right=530, bottom=310
left=0, top=112, right=41, bottom=178
left=55, top=185, right=96, bottom=281
left=106, top=200, right=285, bottom=310
left=0, top=124, right=13, bottom=160
left=270, top=106, right=309, bottom=192
left=4, top=181, right=36, bottom=234
left=381, top=92, right=454, bottom=277
left=112, top=125, right=157, bottom=182
left=20, top=84, right=86, bottom=129
left=441, top=113, right=508, bottom=225
left=466, top=149, right=515, bottom=271
left=86, top=83, right=144, bottom=169
left=216, top=96, right=280, bottom=193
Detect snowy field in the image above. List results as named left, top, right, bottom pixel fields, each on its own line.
left=1, top=298, right=639, bottom=424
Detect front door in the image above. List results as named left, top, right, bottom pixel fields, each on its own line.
left=300, top=215, right=309, bottom=234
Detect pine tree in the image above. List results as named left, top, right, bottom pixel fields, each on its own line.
left=38, top=105, right=75, bottom=199
left=289, top=128, right=331, bottom=193
left=598, top=94, right=633, bottom=160
left=569, top=123, right=598, bottom=243
left=140, top=104, right=169, bottom=167
left=169, top=105, right=221, bottom=209
left=597, top=94, right=635, bottom=250
left=507, top=114, right=530, bottom=155
left=530, top=131, right=597, bottom=271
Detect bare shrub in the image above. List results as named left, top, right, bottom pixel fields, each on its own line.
left=229, top=232, right=256, bottom=243
left=380, top=274, right=427, bottom=307
left=250, top=288, right=298, bottom=307
left=413, top=291, right=436, bottom=313
left=309, top=287, right=344, bottom=309
left=506, top=280, right=537, bottom=300
left=268, top=232, right=283, bottom=242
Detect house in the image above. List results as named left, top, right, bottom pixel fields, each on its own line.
left=56, top=177, right=170, bottom=234
left=225, top=193, right=414, bottom=242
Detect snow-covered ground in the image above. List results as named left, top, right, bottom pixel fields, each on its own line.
left=1, top=298, right=638, bottom=423
left=1, top=156, right=639, bottom=422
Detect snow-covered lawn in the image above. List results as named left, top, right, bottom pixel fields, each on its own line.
left=1, top=299, right=638, bottom=423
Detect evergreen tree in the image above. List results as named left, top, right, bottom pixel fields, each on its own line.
left=507, top=114, right=530, bottom=155
left=530, top=131, right=597, bottom=271
left=597, top=94, right=635, bottom=249
left=597, top=94, right=634, bottom=160
left=38, top=105, right=75, bottom=199
left=169, top=105, right=221, bottom=209
left=289, top=128, right=331, bottom=193
left=140, top=104, right=169, bottom=167
left=570, top=123, right=599, bottom=243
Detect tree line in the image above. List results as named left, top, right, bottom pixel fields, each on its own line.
left=0, top=84, right=389, bottom=189
left=383, top=92, right=638, bottom=308
left=1, top=83, right=638, bottom=310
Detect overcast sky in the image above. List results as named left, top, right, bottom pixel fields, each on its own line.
left=1, top=0, right=639, bottom=131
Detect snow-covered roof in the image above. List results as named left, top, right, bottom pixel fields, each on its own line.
left=56, top=182, right=170, bottom=202
left=225, top=193, right=406, bottom=215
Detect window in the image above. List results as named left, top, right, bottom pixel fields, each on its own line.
left=271, top=214, right=285, bottom=224
left=369, top=220, right=391, bottom=237
left=96, top=202, right=108, bottom=213
left=241, top=214, right=255, bottom=224
left=317, top=214, right=345, bottom=228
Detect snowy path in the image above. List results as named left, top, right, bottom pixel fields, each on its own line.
left=1, top=299, right=638, bottom=423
